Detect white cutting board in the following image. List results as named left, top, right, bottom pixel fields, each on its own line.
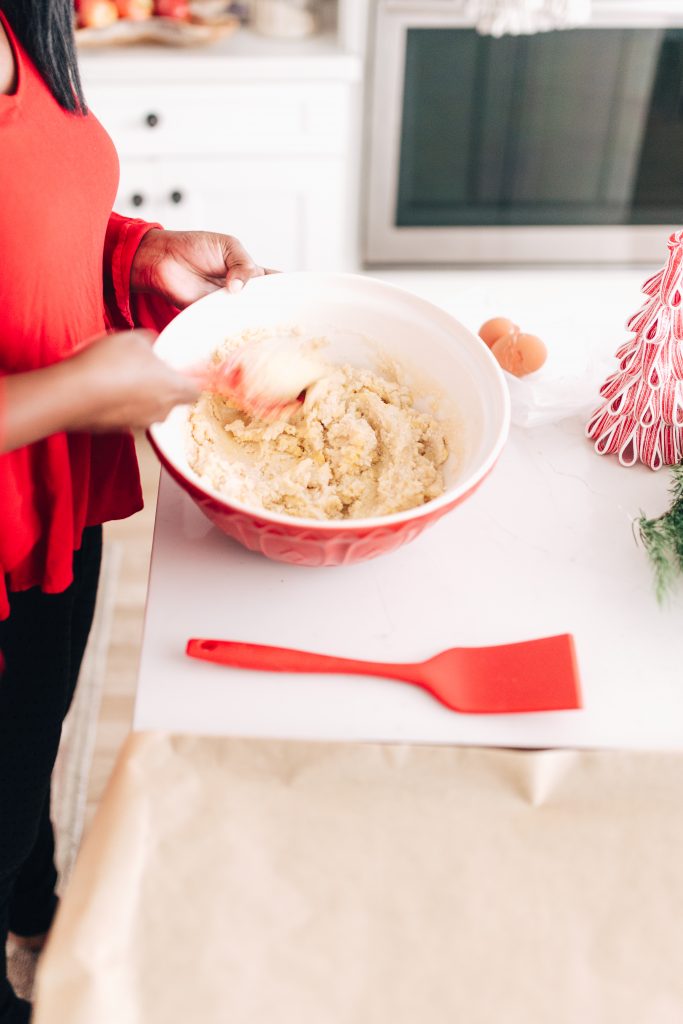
left=134, top=268, right=683, bottom=750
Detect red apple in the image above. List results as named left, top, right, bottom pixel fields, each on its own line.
left=116, top=0, right=153, bottom=18
left=78, top=0, right=119, bottom=27
left=153, top=0, right=190, bottom=18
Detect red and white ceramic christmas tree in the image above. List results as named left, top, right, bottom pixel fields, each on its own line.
left=587, top=230, right=683, bottom=470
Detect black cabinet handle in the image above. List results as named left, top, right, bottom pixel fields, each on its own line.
left=145, top=112, right=160, bottom=128
left=131, top=193, right=145, bottom=207
left=170, top=190, right=183, bottom=205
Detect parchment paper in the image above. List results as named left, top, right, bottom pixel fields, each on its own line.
left=32, top=734, right=683, bottom=1023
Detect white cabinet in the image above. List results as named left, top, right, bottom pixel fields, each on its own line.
left=115, top=156, right=348, bottom=271
left=80, top=31, right=361, bottom=271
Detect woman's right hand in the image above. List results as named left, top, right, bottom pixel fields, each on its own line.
left=66, top=329, right=199, bottom=433
left=2, top=330, right=199, bottom=454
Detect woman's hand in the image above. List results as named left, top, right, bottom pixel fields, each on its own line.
left=67, top=330, right=199, bottom=432
left=2, top=331, right=198, bottom=453
left=130, top=229, right=274, bottom=309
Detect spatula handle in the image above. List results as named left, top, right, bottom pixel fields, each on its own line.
left=186, top=638, right=416, bottom=683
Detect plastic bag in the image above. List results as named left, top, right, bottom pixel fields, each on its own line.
left=505, top=343, right=616, bottom=429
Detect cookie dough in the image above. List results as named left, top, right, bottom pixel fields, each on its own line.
left=188, top=345, right=449, bottom=521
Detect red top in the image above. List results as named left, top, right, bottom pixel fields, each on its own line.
left=0, top=10, right=163, bottom=619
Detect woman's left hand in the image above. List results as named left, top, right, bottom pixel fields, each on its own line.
left=131, top=229, right=274, bottom=309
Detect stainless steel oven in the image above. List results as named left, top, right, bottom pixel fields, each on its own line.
left=365, top=1, right=683, bottom=263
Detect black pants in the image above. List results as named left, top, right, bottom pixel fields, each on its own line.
left=0, top=527, right=102, bottom=1024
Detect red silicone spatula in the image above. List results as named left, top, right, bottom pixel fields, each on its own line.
left=184, top=337, right=324, bottom=421
left=186, top=634, right=581, bottom=714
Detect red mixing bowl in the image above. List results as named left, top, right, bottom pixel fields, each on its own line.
left=148, top=272, right=510, bottom=566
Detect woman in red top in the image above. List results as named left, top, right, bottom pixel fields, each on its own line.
left=0, top=3, right=269, bottom=1020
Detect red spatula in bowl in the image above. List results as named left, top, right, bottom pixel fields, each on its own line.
left=186, top=634, right=581, bottom=714
left=183, top=335, right=325, bottom=421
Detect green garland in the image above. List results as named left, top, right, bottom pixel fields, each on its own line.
left=638, top=463, right=683, bottom=602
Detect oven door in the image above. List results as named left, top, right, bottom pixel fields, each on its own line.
left=365, top=0, right=683, bottom=264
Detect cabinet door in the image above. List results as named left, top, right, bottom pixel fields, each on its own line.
left=88, top=82, right=351, bottom=159
left=116, top=157, right=350, bottom=271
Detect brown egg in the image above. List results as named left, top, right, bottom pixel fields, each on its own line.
left=478, top=317, right=519, bottom=349
left=491, top=332, right=547, bottom=377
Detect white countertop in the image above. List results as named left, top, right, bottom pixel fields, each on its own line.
left=134, top=267, right=683, bottom=750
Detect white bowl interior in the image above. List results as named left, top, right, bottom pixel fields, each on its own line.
left=150, top=273, right=510, bottom=524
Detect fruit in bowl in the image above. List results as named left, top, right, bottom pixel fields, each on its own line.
left=116, top=0, right=153, bottom=18
left=148, top=272, right=510, bottom=567
left=153, top=0, right=190, bottom=17
left=76, top=0, right=119, bottom=27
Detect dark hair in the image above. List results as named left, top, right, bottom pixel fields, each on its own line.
left=1, top=0, right=86, bottom=113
